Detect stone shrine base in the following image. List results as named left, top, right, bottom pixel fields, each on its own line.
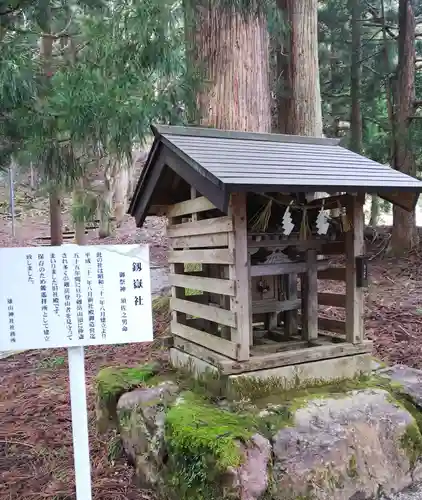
left=170, top=346, right=372, bottom=391
left=95, top=360, right=422, bottom=500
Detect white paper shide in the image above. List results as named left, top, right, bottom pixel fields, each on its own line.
left=0, top=244, right=153, bottom=351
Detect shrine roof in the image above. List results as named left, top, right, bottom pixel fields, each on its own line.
left=129, top=125, right=422, bottom=226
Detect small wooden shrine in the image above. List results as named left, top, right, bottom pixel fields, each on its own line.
left=129, top=125, right=422, bottom=382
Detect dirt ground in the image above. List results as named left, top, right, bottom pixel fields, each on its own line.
left=2, top=177, right=422, bottom=498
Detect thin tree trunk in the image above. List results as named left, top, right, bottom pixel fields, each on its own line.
left=49, top=190, right=63, bottom=246
left=99, top=156, right=117, bottom=239
left=30, top=163, right=35, bottom=189
left=41, top=32, right=63, bottom=246
left=350, top=0, right=362, bottom=154
left=114, top=156, right=130, bottom=228
left=75, top=222, right=87, bottom=245
left=380, top=0, right=396, bottom=161
left=391, top=0, right=418, bottom=253
left=73, top=179, right=87, bottom=245
left=188, top=3, right=272, bottom=133
left=369, top=195, right=380, bottom=226
left=329, top=32, right=343, bottom=137
left=99, top=187, right=113, bottom=238
left=277, top=0, right=323, bottom=202
left=276, top=0, right=323, bottom=137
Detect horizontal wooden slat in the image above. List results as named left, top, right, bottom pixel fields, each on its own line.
left=171, top=321, right=238, bottom=359
left=171, top=297, right=236, bottom=327
left=248, top=238, right=324, bottom=251
left=167, top=196, right=216, bottom=218
left=173, top=337, right=231, bottom=367
left=252, top=299, right=301, bottom=314
left=318, top=267, right=346, bottom=281
left=251, top=259, right=329, bottom=277
left=223, top=340, right=373, bottom=375
left=169, top=273, right=235, bottom=296
left=318, top=317, right=346, bottom=334
left=168, top=216, right=233, bottom=238
left=170, top=233, right=229, bottom=249
left=318, top=292, right=346, bottom=308
left=168, top=249, right=234, bottom=265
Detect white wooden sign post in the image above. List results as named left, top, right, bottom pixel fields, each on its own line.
left=0, top=244, right=153, bottom=500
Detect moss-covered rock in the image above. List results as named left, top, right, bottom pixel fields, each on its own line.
left=164, top=392, right=271, bottom=500
left=401, top=422, right=422, bottom=468
left=101, top=362, right=422, bottom=500
left=95, top=363, right=160, bottom=433
left=271, top=388, right=421, bottom=500
left=116, top=381, right=180, bottom=487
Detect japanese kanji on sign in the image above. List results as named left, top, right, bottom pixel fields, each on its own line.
left=0, top=244, right=153, bottom=351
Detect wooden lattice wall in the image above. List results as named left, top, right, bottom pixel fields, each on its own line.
left=167, top=190, right=251, bottom=361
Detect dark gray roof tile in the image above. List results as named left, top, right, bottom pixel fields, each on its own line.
left=162, top=132, right=422, bottom=191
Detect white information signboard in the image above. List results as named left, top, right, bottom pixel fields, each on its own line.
left=0, top=244, right=153, bottom=351
left=0, top=243, right=153, bottom=500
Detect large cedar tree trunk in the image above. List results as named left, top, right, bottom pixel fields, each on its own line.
left=276, top=0, right=323, bottom=137
left=390, top=0, right=418, bottom=253
left=186, top=2, right=272, bottom=133
left=185, top=2, right=271, bottom=341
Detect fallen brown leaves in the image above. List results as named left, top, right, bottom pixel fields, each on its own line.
left=0, top=304, right=169, bottom=500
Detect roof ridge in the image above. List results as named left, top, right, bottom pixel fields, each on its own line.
left=151, top=124, right=341, bottom=146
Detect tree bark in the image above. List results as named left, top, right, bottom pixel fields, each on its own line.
left=369, top=195, right=380, bottom=227
left=187, top=2, right=272, bottom=132
left=276, top=0, right=323, bottom=137
left=99, top=156, right=117, bottom=239
left=73, top=178, right=87, bottom=245
left=350, top=0, right=362, bottom=154
left=114, top=158, right=130, bottom=227
left=49, top=189, right=63, bottom=246
left=390, top=0, right=418, bottom=253
left=41, top=32, right=63, bottom=246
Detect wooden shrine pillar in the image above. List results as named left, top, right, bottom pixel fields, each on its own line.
left=345, top=194, right=365, bottom=344
left=230, top=193, right=252, bottom=359
left=301, top=249, right=318, bottom=341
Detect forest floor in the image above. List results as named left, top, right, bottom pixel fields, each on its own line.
left=2, top=178, right=422, bottom=498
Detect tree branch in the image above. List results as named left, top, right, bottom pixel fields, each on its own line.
left=0, top=5, right=23, bottom=17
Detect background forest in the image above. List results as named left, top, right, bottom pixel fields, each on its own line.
left=3, top=2, right=422, bottom=500
left=1, top=0, right=422, bottom=255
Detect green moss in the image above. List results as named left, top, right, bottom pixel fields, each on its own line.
left=374, top=376, right=422, bottom=467
left=369, top=376, right=422, bottom=468
left=232, top=373, right=379, bottom=410
left=227, top=372, right=385, bottom=404
left=166, top=392, right=253, bottom=469
left=164, top=391, right=255, bottom=499
left=347, top=454, right=358, bottom=478
left=401, top=423, right=422, bottom=467
left=96, top=364, right=158, bottom=405
left=95, top=363, right=159, bottom=432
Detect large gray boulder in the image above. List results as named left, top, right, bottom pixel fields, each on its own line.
left=271, top=389, right=421, bottom=500
left=116, top=381, right=180, bottom=487
left=379, top=365, right=422, bottom=408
